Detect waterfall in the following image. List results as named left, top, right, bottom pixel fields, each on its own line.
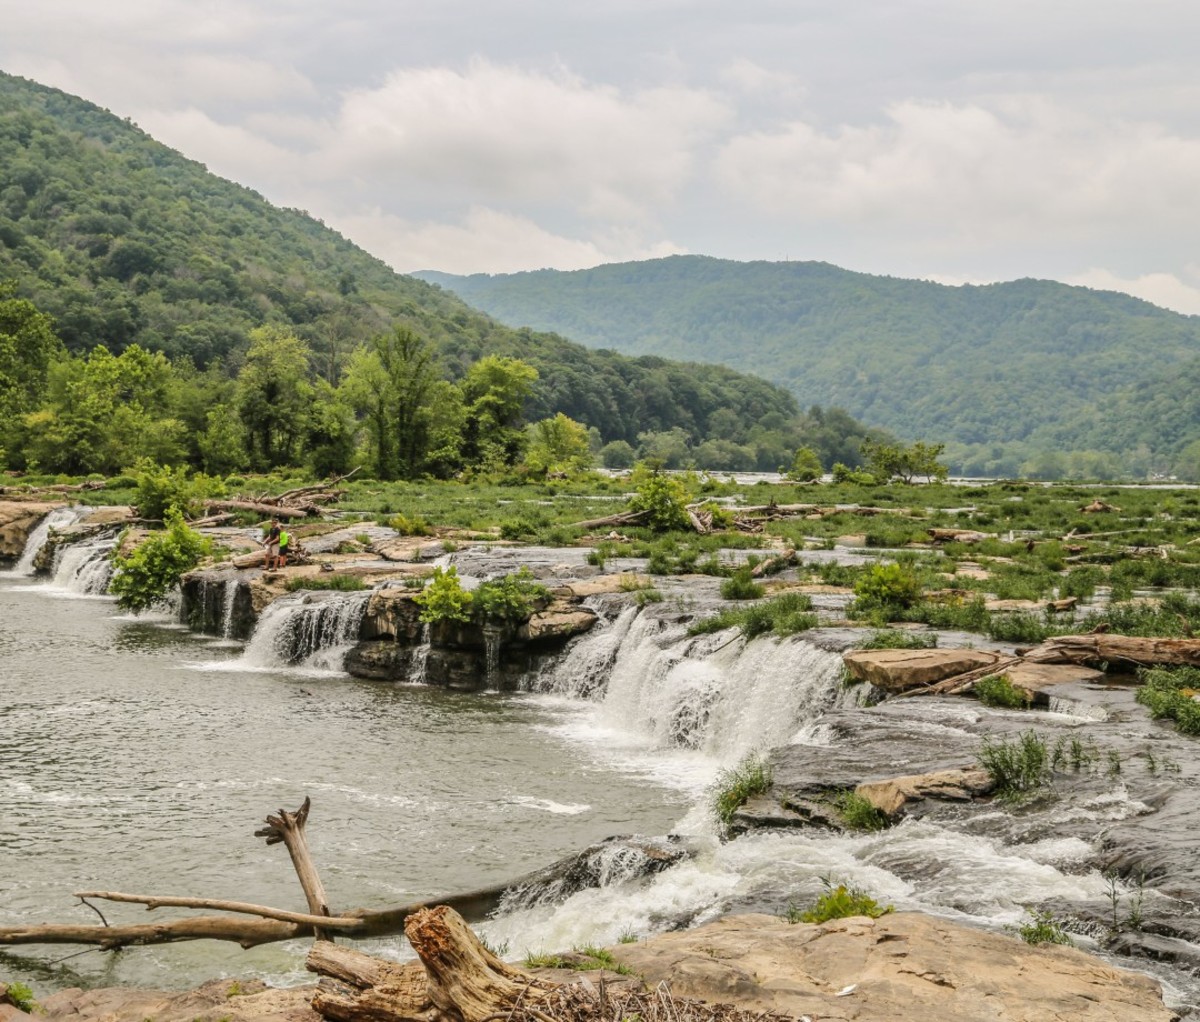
left=237, top=590, right=371, bottom=670
left=534, top=607, right=844, bottom=768
left=49, top=532, right=118, bottom=595
left=12, top=507, right=82, bottom=575
left=221, top=576, right=240, bottom=640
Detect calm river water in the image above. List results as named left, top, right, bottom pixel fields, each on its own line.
left=0, top=571, right=689, bottom=991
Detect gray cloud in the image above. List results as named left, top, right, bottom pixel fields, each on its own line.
left=4, top=2, right=1200, bottom=309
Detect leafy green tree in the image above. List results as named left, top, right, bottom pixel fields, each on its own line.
left=196, top=405, right=248, bottom=475
left=341, top=326, right=439, bottom=479
left=21, top=344, right=185, bottom=474
left=0, top=284, right=62, bottom=466
left=788, top=445, right=823, bottom=481
left=109, top=508, right=211, bottom=611
left=525, top=413, right=592, bottom=475
left=862, top=439, right=948, bottom=483
left=460, top=355, right=538, bottom=470
left=235, top=325, right=313, bottom=469
left=305, top=380, right=357, bottom=477
left=131, top=459, right=223, bottom=521
left=600, top=439, right=636, bottom=469
left=636, top=427, right=692, bottom=468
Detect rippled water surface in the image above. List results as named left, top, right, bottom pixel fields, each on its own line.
left=0, top=574, right=688, bottom=990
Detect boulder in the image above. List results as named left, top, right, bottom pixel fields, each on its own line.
left=1004, top=662, right=1106, bottom=702
left=843, top=648, right=1003, bottom=693
left=610, top=912, right=1175, bottom=1022
left=0, top=500, right=62, bottom=560
left=516, top=605, right=598, bottom=643
left=855, top=766, right=995, bottom=820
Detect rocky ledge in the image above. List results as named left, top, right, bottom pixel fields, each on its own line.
left=13, top=910, right=1176, bottom=1022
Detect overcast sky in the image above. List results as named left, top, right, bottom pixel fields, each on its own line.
left=7, top=1, right=1200, bottom=313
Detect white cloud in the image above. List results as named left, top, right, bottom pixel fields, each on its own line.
left=1065, top=268, right=1200, bottom=317
left=330, top=206, right=684, bottom=276
left=713, top=98, right=1200, bottom=245
left=328, top=60, right=731, bottom=219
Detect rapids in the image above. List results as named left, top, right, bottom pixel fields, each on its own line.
left=3, top=518, right=1200, bottom=1018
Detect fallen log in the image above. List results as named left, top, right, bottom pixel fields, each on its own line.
left=570, top=510, right=650, bottom=530
left=206, top=499, right=311, bottom=519
left=1023, top=634, right=1200, bottom=668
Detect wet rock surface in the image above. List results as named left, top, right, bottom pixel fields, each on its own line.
left=0, top=501, right=64, bottom=561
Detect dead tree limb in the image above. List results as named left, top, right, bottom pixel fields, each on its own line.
left=73, top=890, right=361, bottom=929
left=1023, top=634, right=1200, bottom=669
left=256, top=797, right=335, bottom=941
left=205, top=499, right=311, bottom=519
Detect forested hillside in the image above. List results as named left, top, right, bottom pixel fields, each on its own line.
left=419, top=258, right=1200, bottom=478
left=0, top=73, right=852, bottom=474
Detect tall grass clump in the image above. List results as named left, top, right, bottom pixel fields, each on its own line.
left=855, top=629, right=937, bottom=650
left=973, top=673, right=1031, bottom=709
left=1136, top=665, right=1200, bottom=735
left=689, top=592, right=816, bottom=638
left=710, top=753, right=773, bottom=826
left=720, top=566, right=765, bottom=600
left=833, top=790, right=889, bottom=831
left=797, top=878, right=893, bottom=924
left=977, top=731, right=1051, bottom=800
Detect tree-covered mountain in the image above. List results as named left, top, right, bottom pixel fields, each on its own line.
left=0, top=73, right=832, bottom=464
left=418, top=258, right=1200, bottom=477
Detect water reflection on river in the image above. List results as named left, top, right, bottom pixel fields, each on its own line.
left=0, top=574, right=689, bottom=991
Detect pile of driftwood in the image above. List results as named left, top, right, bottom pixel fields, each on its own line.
left=574, top=502, right=906, bottom=535
left=193, top=469, right=360, bottom=527
left=1, top=799, right=772, bottom=1022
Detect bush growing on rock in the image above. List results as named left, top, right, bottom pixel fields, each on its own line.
left=110, top=509, right=211, bottom=611
left=797, top=879, right=893, bottom=924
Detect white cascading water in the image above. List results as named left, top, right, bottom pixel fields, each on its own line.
left=221, top=575, right=240, bottom=640
left=49, top=532, right=119, bottom=595
left=489, top=602, right=1175, bottom=1007
left=537, top=607, right=844, bottom=771
left=235, top=589, right=372, bottom=670
left=11, top=506, right=82, bottom=575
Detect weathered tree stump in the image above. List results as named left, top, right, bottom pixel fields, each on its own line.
left=308, top=906, right=555, bottom=1022
left=256, top=797, right=335, bottom=940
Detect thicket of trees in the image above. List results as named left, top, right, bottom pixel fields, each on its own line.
left=0, top=72, right=891, bottom=477
left=0, top=286, right=889, bottom=479
left=425, top=257, right=1200, bottom=478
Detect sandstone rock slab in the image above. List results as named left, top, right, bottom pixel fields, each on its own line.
left=855, top=766, right=994, bottom=819
left=843, top=648, right=1003, bottom=692
left=0, top=500, right=62, bottom=560
left=611, top=911, right=1175, bottom=1022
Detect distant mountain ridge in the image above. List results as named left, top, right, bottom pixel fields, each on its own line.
left=417, top=258, right=1200, bottom=475
left=0, top=73, right=805, bottom=451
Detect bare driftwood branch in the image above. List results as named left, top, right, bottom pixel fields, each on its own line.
left=206, top=499, right=311, bottom=519
left=1023, top=633, right=1200, bottom=669
left=256, top=797, right=335, bottom=941
left=73, top=891, right=362, bottom=929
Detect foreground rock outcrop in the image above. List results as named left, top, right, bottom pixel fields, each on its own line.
left=0, top=500, right=62, bottom=561
left=20, top=910, right=1177, bottom=1022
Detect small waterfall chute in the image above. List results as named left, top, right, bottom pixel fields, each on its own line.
left=48, top=531, right=119, bottom=595
left=237, top=589, right=371, bottom=670
left=11, top=507, right=83, bottom=576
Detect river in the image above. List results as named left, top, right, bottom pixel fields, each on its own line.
left=0, top=567, right=690, bottom=991
left=4, top=524, right=1200, bottom=1019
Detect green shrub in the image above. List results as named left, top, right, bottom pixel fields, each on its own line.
left=977, top=731, right=1051, bottom=800
left=689, top=592, right=816, bottom=638
left=2, top=982, right=36, bottom=1013
left=1015, top=909, right=1072, bottom=946
left=799, top=880, right=893, bottom=923
left=856, top=629, right=937, bottom=650
left=285, top=574, right=367, bottom=592
left=131, top=458, right=224, bottom=521
left=1136, top=665, right=1200, bottom=735
left=474, top=567, right=550, bottom=622
left=853, top=562, right=922, bottom=613
left=388, top=513, right=432, bottom=536
left=833, top=790, right=889, bottom=831
left=110, top=509, right=212, bottom=611
left=628, top=466, right=691, bottom=532
left=711, top=753, right=773, bottom=826
left=413, top=565, right=474, bottom=624
left=974, top=674, right=1031, bottom=709
left=720, top=567, right=765, bottom=600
